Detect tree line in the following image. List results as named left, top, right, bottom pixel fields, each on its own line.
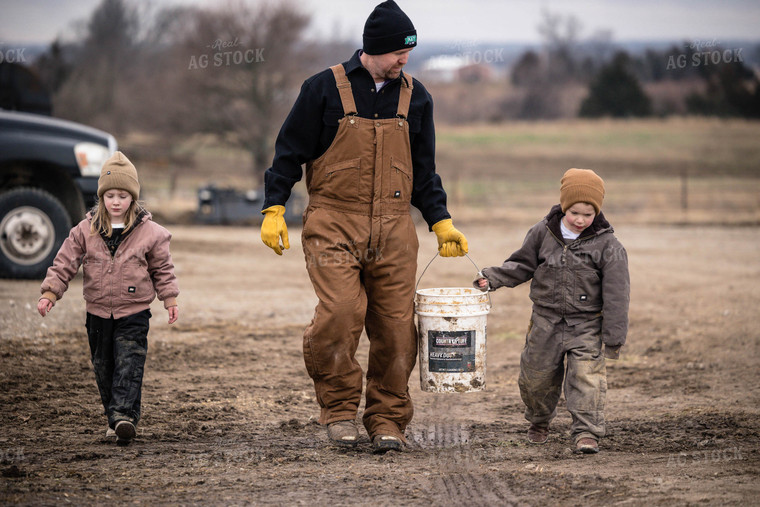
left=507, top=11, right=760, bottom=119
left=17, top=1, right=760, bottom=186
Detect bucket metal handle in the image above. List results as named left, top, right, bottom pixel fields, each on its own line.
left=415, top=252, right=492, bottom=305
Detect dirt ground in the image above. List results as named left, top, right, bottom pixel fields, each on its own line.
left=1, top=220, right=759, bottom=505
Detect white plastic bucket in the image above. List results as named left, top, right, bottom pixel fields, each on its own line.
left=415, top=287, right=490, bottom=393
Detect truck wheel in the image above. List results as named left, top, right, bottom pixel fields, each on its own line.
left=0, top=188, right=72, bottom=279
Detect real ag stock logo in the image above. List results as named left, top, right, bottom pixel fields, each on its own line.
left=666, top=39, right=744, bottom=70
left=188, top=38, right=265, bottom=70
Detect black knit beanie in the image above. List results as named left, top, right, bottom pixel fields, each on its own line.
left=362, top=0, right=417, bottom=55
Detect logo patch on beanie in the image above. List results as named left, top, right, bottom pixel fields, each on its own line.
left=405, top=35, right=417, bottom=45
left=128, top=286, right=136, bottom=293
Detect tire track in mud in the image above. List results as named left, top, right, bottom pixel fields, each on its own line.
left=406, top=421, right=471, bottom=449
left=408, top=420, right=520, bottom=505
left=436, top=471, right=520, bottom=506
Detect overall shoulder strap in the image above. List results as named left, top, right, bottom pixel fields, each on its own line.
left=396, top=72, right=414, bottom=118
left=330, top=64, right=358, bottom=116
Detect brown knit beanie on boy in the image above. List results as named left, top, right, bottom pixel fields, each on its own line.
left=560, top=168, right=605, bottom=215
left=97, top=151, right=140, bottom=200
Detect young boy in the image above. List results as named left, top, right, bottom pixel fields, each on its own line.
left=475, top=168, right=629, bottom=454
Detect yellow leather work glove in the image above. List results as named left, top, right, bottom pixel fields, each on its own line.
left=261, top=205, right=290, bottom=255
left=432, top=218, right=468, bottom=257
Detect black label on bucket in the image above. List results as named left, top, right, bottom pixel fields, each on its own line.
left=428, top=330, right=476, bottom=373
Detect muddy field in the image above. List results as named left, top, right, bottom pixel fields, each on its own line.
left=1, top=220, right=759, bottom=505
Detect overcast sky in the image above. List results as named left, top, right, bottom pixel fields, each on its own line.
left=1, top=0, right=759, bottom=46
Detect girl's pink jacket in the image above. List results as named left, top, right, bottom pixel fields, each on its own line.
left=40, top=212, right=178, bottom=319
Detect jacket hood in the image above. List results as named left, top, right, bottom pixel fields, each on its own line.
left=86, top=208, right=152, bottom=235
left=545, top=203, right=612, bottom=240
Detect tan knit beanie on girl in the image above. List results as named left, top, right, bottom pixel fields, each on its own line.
left=560, top=168, right=605, bottom=214
left=97, top=151, right=140, bottom=200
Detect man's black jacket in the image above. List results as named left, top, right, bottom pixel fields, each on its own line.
left=263, top=50, right=450, bottom=228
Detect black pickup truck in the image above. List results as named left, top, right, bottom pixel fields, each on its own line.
left=0, top=110, right=117, bottom=278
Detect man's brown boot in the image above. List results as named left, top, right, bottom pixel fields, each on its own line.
left=527, top=424, right=549, bottom=444
left=327, top=421, right=360, bottom=447
left=372, top=434, right=403, bottom=454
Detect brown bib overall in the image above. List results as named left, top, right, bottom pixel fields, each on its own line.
left=300, top=65, right=419, bottom=440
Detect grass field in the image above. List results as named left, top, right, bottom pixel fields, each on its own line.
left=433, top=118, right=760, bottom=225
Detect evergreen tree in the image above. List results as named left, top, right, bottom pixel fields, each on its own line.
left=686, top=55, right=760, bottom=118
left=579, top=51, right=652, bottom=117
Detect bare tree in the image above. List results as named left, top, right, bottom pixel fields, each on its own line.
left=538, top=9, right=583, bottom=83
left=53, top=0, right=139, bottom=132
left=167, top=1, right=313, bottom=186
left=510, top=9, right=587, bottom=119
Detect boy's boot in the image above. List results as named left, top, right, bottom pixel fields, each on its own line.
left=527, top=423, right=549, bottom=444
left=575, top=437, right=599, bottom=454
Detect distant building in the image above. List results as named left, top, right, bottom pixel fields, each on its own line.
left=457, top=63, right=493, bottom=83
left=420, top=55, right=494, bottom=83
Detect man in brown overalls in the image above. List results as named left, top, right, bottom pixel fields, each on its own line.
left=261, top=0, right=468, bottom=453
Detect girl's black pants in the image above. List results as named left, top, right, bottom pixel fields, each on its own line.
left=85, top=309, right=150, bottom=429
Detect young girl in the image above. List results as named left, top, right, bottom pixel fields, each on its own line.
left=37, top=151, right=179, bottom=446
